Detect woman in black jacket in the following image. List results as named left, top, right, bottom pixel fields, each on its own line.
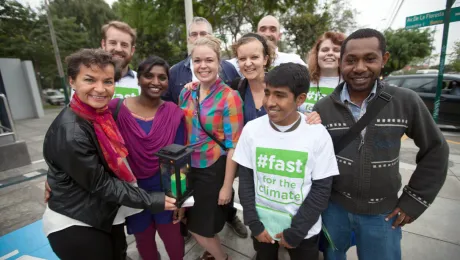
left=42, top=49, right=177, bottom=260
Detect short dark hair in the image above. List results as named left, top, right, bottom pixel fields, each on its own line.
left=65, top=49, right=120, bottom=82
left=137, top=56, right=170, bottom=80
left=341, top=28, right=386, bottom=58
left=264, top=63, right=310, bottom=98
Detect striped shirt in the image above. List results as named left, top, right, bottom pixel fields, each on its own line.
left=179, top=78, right=244, bottom=168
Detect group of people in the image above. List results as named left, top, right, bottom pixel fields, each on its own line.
left=42, top=14, right=449, bottom=260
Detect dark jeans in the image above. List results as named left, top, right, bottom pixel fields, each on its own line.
left=322, top=201, right=402, bottom=260
left=252, top=235, right=319, bottom=260
left=48, top=224, right=127, bottom=260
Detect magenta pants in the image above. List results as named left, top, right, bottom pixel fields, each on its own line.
left=134, top=221, right=184, bottom=260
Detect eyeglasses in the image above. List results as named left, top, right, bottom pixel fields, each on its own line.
left=189, top=31, right=209, bottom=38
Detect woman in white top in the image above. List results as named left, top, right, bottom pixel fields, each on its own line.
left=299, top=32, right=346, bottom=113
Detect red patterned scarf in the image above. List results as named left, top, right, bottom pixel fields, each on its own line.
left=70, top=94, right=136, bottom=183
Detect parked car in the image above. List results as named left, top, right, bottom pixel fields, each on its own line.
left=416, top=69, right=439, bottom=74
left=43, top=89, right=65, bottom=105
left=384, top=74, right=460, bottom=128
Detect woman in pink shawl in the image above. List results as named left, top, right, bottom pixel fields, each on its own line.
left=108, top=56, right=185, bottom=260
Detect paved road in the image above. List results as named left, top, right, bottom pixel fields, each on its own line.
left=1, top=108, right=460, bottom=260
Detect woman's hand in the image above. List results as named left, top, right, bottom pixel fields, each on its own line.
left=305, top=111, right=322, bottom=124
left=184, top=81, right=199, bottom=91
left=165, top=196, right=177, bottom=211
left=218, top=185, right=232, bottom=205
left=255, top=230, right=275, bottom=244
left=44, top=180, right=51, bottom=203
left=173, top=208, right=186, bottom=224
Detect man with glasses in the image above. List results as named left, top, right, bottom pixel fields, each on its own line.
left=164, top=17, right=239, bottom=104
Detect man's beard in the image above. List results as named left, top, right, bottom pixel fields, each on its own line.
left=111, top=51, right=132, bottom=69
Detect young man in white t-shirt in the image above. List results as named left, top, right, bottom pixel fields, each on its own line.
left=233, top=63, right=339, bottom=260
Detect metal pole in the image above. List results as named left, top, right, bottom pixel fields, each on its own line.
left=184, top=0, right=193, bottom=54
left=44, top=0, right=69, bottom=104
left=433, top=0, right=455, bottom=122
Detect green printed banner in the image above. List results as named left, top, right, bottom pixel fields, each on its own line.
left=113, top=86, right=139, bottom=99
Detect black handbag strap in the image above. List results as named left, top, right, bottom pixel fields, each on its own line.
left=334, top=88, right=394, bottom=154
left=230, top=77, right=247, bottom=101
left=195, top=88, right=228, bottom=151
left=112, top=98, right=124, bottom=121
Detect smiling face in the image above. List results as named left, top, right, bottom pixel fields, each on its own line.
left=236, top=40, right=268, bottom=81
left=317, top=39, right=341, bottom=71
left=263, top=85, right=306, bottom=126
left=341, top=37, right=389, bottom=93
left=191, top=45, right=219, bottom=85
left=101, top=27, right=135, bottom=69
left=257, top=16, right=281, bottom=46
left=139, top=65, right=168, bottom=99
left=70, top=64, right=115, bottom=109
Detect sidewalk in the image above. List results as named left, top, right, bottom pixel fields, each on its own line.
left=1, top=109, right=460, bottom=260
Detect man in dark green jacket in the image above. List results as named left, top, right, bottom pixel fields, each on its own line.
left=313, top=28, right=449, bottom=260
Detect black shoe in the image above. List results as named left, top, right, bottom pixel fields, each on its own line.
left=227, top=215, right=248, bottom=238
left=184, top=231, right=192, bottom=244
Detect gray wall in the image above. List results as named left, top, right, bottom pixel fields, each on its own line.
left=22, top=61, right=44, bottom=118
left=0, top=58, right=44, bottom=120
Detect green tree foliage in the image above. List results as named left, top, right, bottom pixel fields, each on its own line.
left=0, top=0, right=89, bottom=89
left=191, top=0, right=304, bottom=57
left=1, top=0, right=358, bottom=88
left=383, top=28, right=434, bottom=75
left=112, top=0, right=186, bottom=66
left=0, top=0, right=40, bottom=59
left=48, top=0, right=118, bottom=47
left=450, top=41, right=460, bottom=72
left=282, top=0, right=356, bottom=58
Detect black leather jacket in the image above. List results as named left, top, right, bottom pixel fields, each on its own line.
left=44, top=107, right=165, bottom=232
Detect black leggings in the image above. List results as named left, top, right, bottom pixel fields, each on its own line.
left=48, top=224, right=127, bottom=260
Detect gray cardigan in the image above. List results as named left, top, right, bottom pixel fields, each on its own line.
left=313, top=81, right=449, bottom=219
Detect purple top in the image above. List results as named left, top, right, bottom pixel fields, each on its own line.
left=108, top=99, right=185, bottom=232
left=108, top=99, right=185, bottom=179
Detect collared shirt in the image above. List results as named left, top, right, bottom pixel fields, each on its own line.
left=179, top=78, right=244, bottom=168
left=70, top=68, right=140, bottom=99
left=189, top=58, right=198, bottom=82
left=228, top=48, right=307, bottom=76
left=340, top=81, right=377, bottom=137
left=165, top=56, right=239, bottom=104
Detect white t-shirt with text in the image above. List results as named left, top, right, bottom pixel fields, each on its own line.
left=299, top=76, right=340, bottom=113
left=233, top=113, right=339, bottom=239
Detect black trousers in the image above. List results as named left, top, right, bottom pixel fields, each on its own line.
left=252, top=234, right=319, bottom=260
left=48, top=224, right=127, bottom=260
left=227, top=188, right=237, bottom=221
